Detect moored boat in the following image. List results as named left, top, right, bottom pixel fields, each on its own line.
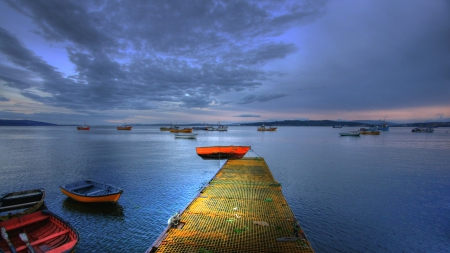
left=174, top=133, right=198, bottom=139
left=60, top=180, right=123, bottom=203
left=411, top=127, right=434, bottom=133
left=332, top=125, right=342, bottom=128
left=170, top=128, right=192, bottom=133
left=217, top=125, right=228, bottom=131
left=0, top=210, right=79, bottom=253
left=378, top=120, right=389, bottom=131
left=360, top=126, right=380, bottom=135
left=117, top=123, right=132, bottom=130
left=0, top=189, right=45, bottom=221
left=76, top=124, right=90, bottom=130
left=339, top=131, right=360, bottom=136
left=196, top=146, right=251, bottom=160
left=257, top=124, right=277, bottom=131
left=160, top=124, right=179, bottom=131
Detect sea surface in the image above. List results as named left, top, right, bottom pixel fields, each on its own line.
left=0, top=126, right=449, bottom=253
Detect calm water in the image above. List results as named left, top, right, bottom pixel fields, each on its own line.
left=0, top=126, right=449, bottom=252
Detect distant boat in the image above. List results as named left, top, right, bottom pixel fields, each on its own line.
left=360, top=126, right=380, bottom=135
left=174, top=133, right=198, bottom=139
left=0, top=189, right=45, bottom=221
left=0, top=210, right=79, bottom=253
left=196, top=146, right=251, bottom=160
left=160, top=124, right=179, bottom=131
left=411, top=127, right=434, bottom=133
left=339, top=131, right=360, bottom=136
left=77, top=123, right=90, bottom=130
left=217, top=125, right=228, bottom=131
left=117, top=123, right=132, bottom=130
left=257, top=124, right=277, bottom=131
left=170, top=128, right=193, bottom=133
left=60, top=180, right=123, bottom=203
left=378, top=120, right=389, bottom=131
left=332, top=125, right=342, bottom=128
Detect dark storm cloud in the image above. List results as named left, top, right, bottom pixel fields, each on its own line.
left=1, top=0, right=325, bottom=111
left=237, top=92, right=287, bottom=104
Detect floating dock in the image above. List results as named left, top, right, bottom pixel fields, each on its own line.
left=147, top=157, right=314, bottom=253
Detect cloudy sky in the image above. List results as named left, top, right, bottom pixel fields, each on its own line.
left=0, top=0, right=449, bottom=125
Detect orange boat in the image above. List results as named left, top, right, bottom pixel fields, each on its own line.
left=257, top=125, right=277, bottom=131
left=170, top=128, right=192, bottom=133
left=60, top=180, right=123, bottom=203
left=76, top=124, right=90, bottom=130
left=117, top=123, right=132, bottom=130
left=196, top=146, right=251, bottom=160
left=0, top=210, right=79, bottom=253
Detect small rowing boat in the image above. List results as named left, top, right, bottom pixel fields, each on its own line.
left=196, top=146, right=251, bottom=160
left=174, top=133, right=198, bottom=139
left=0, top=189, right=45, bottom=221
left=0, top=210, right=79, bottom=253
left=60, top=180, right=123, bottom=203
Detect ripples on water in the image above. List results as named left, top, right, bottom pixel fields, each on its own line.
left=0, top=126, right=449, bottom=252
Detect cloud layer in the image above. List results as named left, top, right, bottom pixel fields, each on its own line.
left=0, top=0, right=449, bottom=124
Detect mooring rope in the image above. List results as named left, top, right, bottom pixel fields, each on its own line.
left=250, top=148, right=262, bottom=158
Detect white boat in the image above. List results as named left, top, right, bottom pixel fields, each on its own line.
left=217, top=125, right=228, bottom=131
left=174, top=133, right=198, bottom=139
left=411, top=127, right=434, bottom=133
left=339, top=131, right=360, bottom=136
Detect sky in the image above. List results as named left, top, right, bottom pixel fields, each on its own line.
left=0, top=0, right=449, bottom=125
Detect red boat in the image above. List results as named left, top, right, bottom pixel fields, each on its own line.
left=196, top=146, right=251, bottom=160
left=76, top=124, right=90, bottom=130
left=0, top=210, right=79, bottom=253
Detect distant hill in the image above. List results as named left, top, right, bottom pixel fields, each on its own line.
left=240, top=120, right=364, bottom=127
left=0, top=120, right=57, bottom=126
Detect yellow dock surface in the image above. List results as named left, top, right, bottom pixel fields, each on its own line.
left=148, top=157, right=314, bottom=253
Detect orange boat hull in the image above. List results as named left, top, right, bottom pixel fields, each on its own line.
left=196, top=146, right=251, bottom=160
left=170, top=129, right=192, bottom=133
left=0, top=210, right=79, bottom=253
left=117, top=126, right=132, bottom=130
left=77, top=127, right=90, bottom=130
left=60, top=188, right=122, bottom=203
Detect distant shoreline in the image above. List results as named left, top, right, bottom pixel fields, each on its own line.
left=1, top=119, right=449, bottom=127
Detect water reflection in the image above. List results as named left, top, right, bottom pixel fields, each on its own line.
left=62, top=198, right=124, bottom=218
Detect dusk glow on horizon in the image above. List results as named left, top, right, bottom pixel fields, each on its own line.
left=1, top=0, right=449, bottom=125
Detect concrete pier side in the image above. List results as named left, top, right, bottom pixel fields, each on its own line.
left=147, top=157, right=314, bottom=253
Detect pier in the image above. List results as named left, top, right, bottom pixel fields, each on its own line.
left=147, top=157, right=314, bottom=253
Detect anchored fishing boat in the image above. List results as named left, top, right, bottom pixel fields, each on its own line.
left=160, top=124, right=179, bottom=131
left=0, top=189, right=45, bottom=221
left=76, top=124, right=90, bottom=130
left=257, top=124, right=277, bottom=131
left=411, top=127, right=434, bottom=133
left=360, top=126, right=381, bottom=135
left=60, top=180, right=123, bottom=203
left=196, top=146, right=251, bottom=160
left=0, top=210, right=79, bottom=253
left=170, top=128, right=193, bottom=133
left=117, top=123, right=132, bottom=130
